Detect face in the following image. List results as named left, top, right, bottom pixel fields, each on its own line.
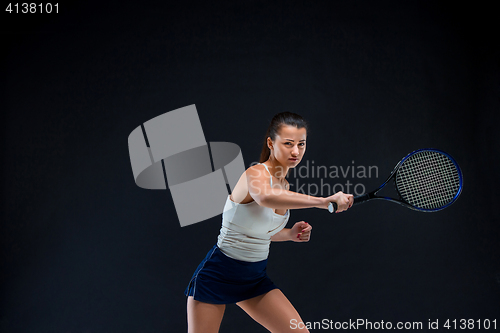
left=268, top=125, right=307, bottom=168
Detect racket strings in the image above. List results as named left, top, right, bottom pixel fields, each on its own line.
left=400, top=155, right=459, bottom=208
left=395, top=151, right=461, bottom=209
left=398, top=153, right=460, bottom=208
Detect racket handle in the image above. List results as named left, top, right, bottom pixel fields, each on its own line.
left=328, top=202, right=338, bottom=213
left=353, top=193, right=371, bottom=205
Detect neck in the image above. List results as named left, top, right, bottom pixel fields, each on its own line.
left=264, top=157, right=288, bottom=181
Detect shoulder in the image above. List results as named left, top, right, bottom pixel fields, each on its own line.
left=242, top=164, right=273, bottom=192
left=245, top=163, right=268, bottom=179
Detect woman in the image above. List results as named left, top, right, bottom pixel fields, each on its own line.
left=185, top=112, right=353, bottom=332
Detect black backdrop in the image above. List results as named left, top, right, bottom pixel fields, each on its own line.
left=2, top=1, right=499, bottom=332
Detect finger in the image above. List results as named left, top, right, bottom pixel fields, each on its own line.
left=298, top=227, right=309, bottom=233
left=298, top=232, right=310, bottom=239
left=299, top=230, right=311, bottom=236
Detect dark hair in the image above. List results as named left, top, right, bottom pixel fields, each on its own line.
left=258, top=112, right=309, bottom=163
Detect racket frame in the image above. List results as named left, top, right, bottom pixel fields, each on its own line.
left=353, top=148, right=463, bottom=212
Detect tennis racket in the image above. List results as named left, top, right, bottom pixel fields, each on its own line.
left=327, top=148, right=463, bottom=213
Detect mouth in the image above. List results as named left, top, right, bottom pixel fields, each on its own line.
left=289, top=158, right=299, bottom=162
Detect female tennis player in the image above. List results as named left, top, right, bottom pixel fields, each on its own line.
left=185, top=112, right=353, bottom=332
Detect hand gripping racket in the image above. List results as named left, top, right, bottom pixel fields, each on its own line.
left=327, top=148, right=463, bottom=213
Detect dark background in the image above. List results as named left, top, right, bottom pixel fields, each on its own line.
left=2, top=1, right=499, bottom=332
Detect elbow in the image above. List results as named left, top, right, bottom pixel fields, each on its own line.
left=249, top=186, right=277, bottom=207
left=254, top=192, right=272, bottom=207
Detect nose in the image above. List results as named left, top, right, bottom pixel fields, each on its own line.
left=292, top=145, right=299, bottom=157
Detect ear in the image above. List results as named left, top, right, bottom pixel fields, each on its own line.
left=267, top=137, right=273, bottom=150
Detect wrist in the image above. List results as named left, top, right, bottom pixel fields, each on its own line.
left=314, top=197, right=328, bottom=209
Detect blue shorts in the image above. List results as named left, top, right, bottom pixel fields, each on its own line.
left=184, top=245, right=279, bottom=304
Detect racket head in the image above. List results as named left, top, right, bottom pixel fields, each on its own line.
left=394, top=148, right=463, bottom=212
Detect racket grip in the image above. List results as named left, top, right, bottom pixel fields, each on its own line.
left=353, top=193, right=371, bottom=204
left=328, top=202, right=338, bottom=213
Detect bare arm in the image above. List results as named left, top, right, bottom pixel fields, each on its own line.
left=270, top=228, right=293, bottom=242
left=271, top=221, right=312, bottom=242
left=259, top=188, right=326, bottom=210
left=246, top=165, right=352, bottom=211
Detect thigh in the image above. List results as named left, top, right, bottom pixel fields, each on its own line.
left=236, top=289, right=309, bottom=333
left=187, top=296, right=226, bottom=333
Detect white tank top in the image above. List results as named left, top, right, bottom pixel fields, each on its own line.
left=217, top=163, right=290, bottom=262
